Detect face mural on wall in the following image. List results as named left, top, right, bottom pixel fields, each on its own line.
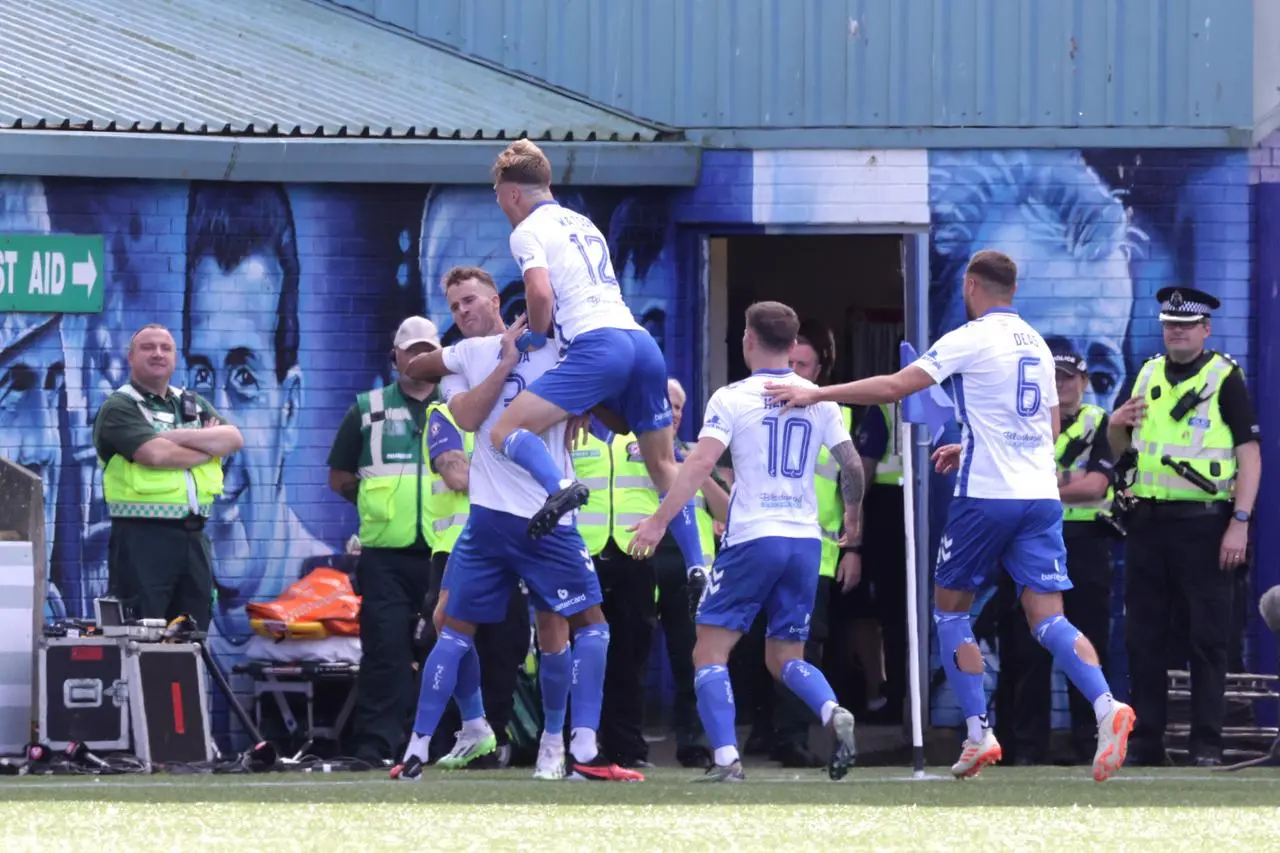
left=0, top=176, right=680, bottom=746
left=924, top=148, right=1252, bottom=727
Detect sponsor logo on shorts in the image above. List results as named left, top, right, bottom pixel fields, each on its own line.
left=553, top=592, right=588, bottom=612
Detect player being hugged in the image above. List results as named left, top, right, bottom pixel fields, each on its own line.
left=765, top=250, right=1135, bottom=782
left=485, top=141, right=710, bottom=591
left=628, top=301, right=862, bottom=782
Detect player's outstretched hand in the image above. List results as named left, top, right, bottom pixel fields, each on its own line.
left=626, top=516, right=667, bottom=559
left=931, top=443, right=962, bottom=474
left=500, top=314, right=529, bottom=365
left=763, top=381, right=819, bottom=411
left=565, top=413, right=592, bottom=450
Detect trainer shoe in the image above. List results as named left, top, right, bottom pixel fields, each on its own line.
left=567, top=754, right=646, bottom=782
left=693, top=760, right=745, bottom=783
left=1093, top=701, right=1136, bottom=782
left=436, top=724, right=498, bottom=771
left=534, top=739, right=566, bottom=781
left=527, top=482, right=591, bottom=539
left=389, top=755, right=424, bottom=782
left=951, top=729, right=1003, bottom=779
left=827, top=706, right=858, bottom=781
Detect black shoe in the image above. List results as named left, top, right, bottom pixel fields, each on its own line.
left=771, top=741, right=823, bottom=768
left=389, top=755, right=424, bottom=781
left=527, top=482, right=591, bottom=539
left=1193, top=746, right=1223, bottom=768
left=676, top=745, right=713, bottom=769
left=693, top=760, right=744, bottom=783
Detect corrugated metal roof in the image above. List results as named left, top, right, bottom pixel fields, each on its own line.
left=0, top=0, right=672, bottom=142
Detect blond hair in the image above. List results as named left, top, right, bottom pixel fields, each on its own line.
left=491, top=139, right=552, bottom=187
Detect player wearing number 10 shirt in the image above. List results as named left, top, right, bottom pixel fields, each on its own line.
left=627, top=302, right=862, bottom=783
left=764, top=250, right=1134, bottom=784
left=485, top=141, right=710, bottom=594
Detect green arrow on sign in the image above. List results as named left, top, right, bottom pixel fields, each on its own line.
left=0, top=234, right=105, bottom=314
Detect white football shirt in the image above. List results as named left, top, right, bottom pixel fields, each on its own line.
left=912, top=307, right=1060, bottom=500
left=700, top=369, right=852, bottom=547
left=508, top=201, right=641, bottom=343
left=440, top=336, right=573, bottom=523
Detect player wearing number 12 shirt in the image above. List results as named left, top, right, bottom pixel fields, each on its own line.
left=765, top=250, right=1134, bottom=784
left=484, top=140, right=710, bottom=598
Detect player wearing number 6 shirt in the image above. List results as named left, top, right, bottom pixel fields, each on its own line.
left=628, top=302, right=862, bottom=783
left=764, top=251, right=1135, bottom=783
left=484, top=140, right=709, bottom=594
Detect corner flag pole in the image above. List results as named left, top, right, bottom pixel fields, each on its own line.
left=898, top=340, right=951, bottom=778
left=900, top=412, right=926, bottom=776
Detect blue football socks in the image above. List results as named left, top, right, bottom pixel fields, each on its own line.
left=663, top=493, right=707, bottom=569
left=539, top=643, right=572, bottom=739
left=694, top=664, right=739, bottom=765
left=502, top=429, right=569, bottom=495
left=1034, top=614, right=1114, bottom=717
left=569, top=623, right=610, bottom=762
left=412, top=627, right=473, bottom=739
left=780, top=659, right=839, bottom=725
left=934, top=609, right=989, bottom=742
left=453, top=643, right=485, bottom=722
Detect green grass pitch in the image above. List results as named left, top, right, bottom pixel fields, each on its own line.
left=2, top=766, right=1276, bottom=851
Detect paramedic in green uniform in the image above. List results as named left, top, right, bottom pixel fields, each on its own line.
left=92, top=323, right=243, bottom=629
left=327, top=316, right=443, bottom=766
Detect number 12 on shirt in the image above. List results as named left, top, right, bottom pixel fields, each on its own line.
left=569, top=234, right=618, bottom=286
left=763, top=415, right=813, bottom=479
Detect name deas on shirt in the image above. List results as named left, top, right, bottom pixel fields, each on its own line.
left=759, top=493, right=803, bottom=509
left=1001, top=431, right=1044, bottom=448
left=1012, top=332, right=1042, bottom=347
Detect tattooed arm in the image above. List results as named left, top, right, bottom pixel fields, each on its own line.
left=434, top=450, right=470, bottom=492
left=830, top=439, right=866, bottom=545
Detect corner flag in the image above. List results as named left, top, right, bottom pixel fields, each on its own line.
left=898, top=341, right=953, bottom=441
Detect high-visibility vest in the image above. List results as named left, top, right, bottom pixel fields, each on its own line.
left=815, top=406, right=855, bottom=579
left=608, top=433, right=716, bottom=566
left=423, top=402, right=474, bottom=553
left=874, top=403, right=904, bottom=486
left=570, top=431, right=613, bottom=556
left=99, top=384, right=224, bottom=519
left=1128, top=353, right=1237, bottom=502
left=1056, top=403, right=1114, bottom=522
left=353, top=384, right=434, bottom=549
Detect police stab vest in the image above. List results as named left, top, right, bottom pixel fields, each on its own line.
left=875, top=403, right=904, bottom=486
left=100, top=384, right=225, bottom=519
left=423, top=402, right=474, bottom=553
left=815, top=406, right=855, bottom=579
left=354, top=384, right=435, bottom=549
left=608, top=433, right=716, bottom=566
left=1129, top=353, right=1236, bottom=502
left=1056, top=403, right=1114, bottom=522
left=570, top=430, right=613, bottom=557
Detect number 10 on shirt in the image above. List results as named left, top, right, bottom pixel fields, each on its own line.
left=764, top=415, right=812, bottom=479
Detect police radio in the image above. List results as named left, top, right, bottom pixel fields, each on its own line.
left=1168, top=386, right=1209, bottom=423
left=180, top=389, right=200, bottom=423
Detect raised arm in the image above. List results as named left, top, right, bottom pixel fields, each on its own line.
left=446, top=318, right=527, bottom=432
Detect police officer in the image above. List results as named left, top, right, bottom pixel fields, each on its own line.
left=327, top=316, right=443, bottom=767
left=581, top=383, right=723, bottom=768
left=92, top=324, right=244, bottom=629
left=1107, top=287, right=1261, bottom=767
left=838, top=400, right=906, bottom=724
left=996, top=350, right=1115, bottom=764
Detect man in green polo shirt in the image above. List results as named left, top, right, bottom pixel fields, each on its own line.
left=92, top=323, right=244, bottom=629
